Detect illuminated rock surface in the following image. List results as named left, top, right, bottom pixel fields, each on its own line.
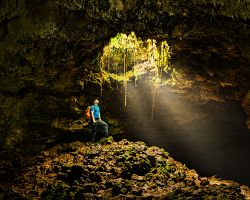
left=7, top=139, right=250, bottom=199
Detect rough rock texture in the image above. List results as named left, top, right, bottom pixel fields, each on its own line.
left=5, top=139, right=249, bottom=199
left=0, top=0, right=250, bottom=189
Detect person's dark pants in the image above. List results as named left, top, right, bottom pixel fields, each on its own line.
left=92, top=119, right=109, bottom=142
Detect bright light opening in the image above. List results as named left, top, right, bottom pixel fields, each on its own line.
left=100, top=32, right=173, bottom=86
left=98, top=32, right=178, bottom=118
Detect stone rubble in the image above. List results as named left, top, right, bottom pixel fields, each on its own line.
left=4, top=139, right=248, bottom=199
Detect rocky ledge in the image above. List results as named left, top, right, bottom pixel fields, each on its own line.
left=4, top=139, right=250, bottom=199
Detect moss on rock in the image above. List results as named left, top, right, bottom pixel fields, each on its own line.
left=6, top=139, right=248, bottom=199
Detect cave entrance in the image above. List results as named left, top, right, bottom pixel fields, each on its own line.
left=99, top=32, right=174, bottom=119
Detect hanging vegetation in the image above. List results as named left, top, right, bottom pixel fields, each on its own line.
left=100, top=32, right=172, bottom=117
left=101, top=33, right=173, bottom=82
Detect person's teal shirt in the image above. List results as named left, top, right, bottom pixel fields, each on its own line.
left=91, top=105, right=100, bottom=119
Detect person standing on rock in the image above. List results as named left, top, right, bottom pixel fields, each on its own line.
left=91, top=99, right=109, bottom=142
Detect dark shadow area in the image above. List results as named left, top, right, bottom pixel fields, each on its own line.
left=0, top=121, right=105, bottom=185
left=122, top=84, right=250, bottom=186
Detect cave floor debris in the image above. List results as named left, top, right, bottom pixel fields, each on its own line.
left=5, top=139, right=249, bottom=199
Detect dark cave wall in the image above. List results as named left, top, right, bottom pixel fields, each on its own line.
left=0, top=0, right=250, bottom=153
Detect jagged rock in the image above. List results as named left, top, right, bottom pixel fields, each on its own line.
left=7, top=140, right=249, bottom=199
left=0, top=0, right=249, bottom=163
left=98, top=136, right=114, bottom=144
left=131, top=174, right=144, bottom=181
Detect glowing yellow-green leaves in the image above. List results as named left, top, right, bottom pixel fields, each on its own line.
left=100, top=32, right=173, bottom=110
left=101, top=32, right=171, bottom=86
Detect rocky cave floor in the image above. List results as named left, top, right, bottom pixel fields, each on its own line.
left=2, top=138, right=250, bottom=200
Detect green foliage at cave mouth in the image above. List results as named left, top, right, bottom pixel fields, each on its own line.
left=100, top=32, right=174, bottom=86
left=76, top=32, right=185, bottom=93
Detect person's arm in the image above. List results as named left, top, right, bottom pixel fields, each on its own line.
left=91, top=106, right=96, bottom=123
left=91, top=111, right=96, bottom=123
left=98, top=112, right=101, bottom=120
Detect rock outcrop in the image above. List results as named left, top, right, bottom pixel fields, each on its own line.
left=4, top=139, right=249, bottom=199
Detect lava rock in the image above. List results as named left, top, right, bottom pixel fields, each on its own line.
left=8, top=140, right=248, bottom=199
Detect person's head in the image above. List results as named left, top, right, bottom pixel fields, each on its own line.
left=94, top=99, right=99, bottom=105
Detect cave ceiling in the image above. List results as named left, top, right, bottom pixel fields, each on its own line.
left=0, top=0, right=249, bottom=93
left=0, top=0, right=250, bottom=138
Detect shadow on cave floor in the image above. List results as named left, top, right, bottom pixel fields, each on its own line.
left=120, top=84, right=250, bottom=186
